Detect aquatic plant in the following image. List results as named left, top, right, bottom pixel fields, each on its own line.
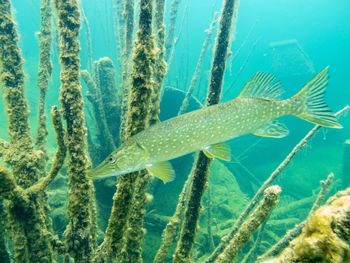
left=216, top=185, right=281, bottom=263
left=173, top=0, right=240, bottom=262
left=94, top=0, right=157, bottom=261
left=119, top=0, right=135, bottom=141
left=150, top=0, right=167, bottom=125
left=0, top=0, right=349, bottom=262
left=165, top=0, right=182, bottom=63
left=81, top=69, right=116, bottom=162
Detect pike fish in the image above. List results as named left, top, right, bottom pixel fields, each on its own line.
left=90, top=67, right=341, bottom=183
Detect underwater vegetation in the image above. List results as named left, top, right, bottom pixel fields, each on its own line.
left=0, top=0, right=349, bottom=263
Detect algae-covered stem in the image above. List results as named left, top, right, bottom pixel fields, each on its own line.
left=165, top=0, right=181, bottom=62
left=0, top=0, right=57, bottom=261
left=150, top=0, right=167, bottom=125
left=117, top=0, right=158, bottom=260
left=81, top=70, right=115, bottom=157
left=205, top=105, right=349, bottom=263
left=215, top=186, right=281, bottom=263
left=119, top=0, right=136, bottom=141
left=36, top=0, right=53, bottom=161
left=153, top=170, right=193, bottom=263
left=173, top=0, right=240, bottom=262
left=53, top=0, right=96, bottom=261
left=0, top=200, right=10, bottom=263
left=94, top=0, right=156, bottom=261
left=93, top=58, right=120, bottom=146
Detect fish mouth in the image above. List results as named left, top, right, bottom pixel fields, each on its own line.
left=88, top=163, right=116, bottom=179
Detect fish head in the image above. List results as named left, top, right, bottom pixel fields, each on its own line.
left=89, top=139, right=148, bottom=179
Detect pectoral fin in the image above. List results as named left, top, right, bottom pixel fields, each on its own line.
left=253, top=121, right=289, bottom=138
left=203, top=143, right=231, bottom=161
left=146, top=161, right=175, bottom=183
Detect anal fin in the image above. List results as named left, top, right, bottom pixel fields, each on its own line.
left=253, top=121, right=289, bottom=138
left=146, top=161, right=175, bottom=183
left=203, top=143, right=231, bottom=161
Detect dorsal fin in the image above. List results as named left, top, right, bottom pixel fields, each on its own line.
left=238, top=72, right=283, bottom=100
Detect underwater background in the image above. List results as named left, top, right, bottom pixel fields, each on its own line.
left=1, top=0, right=350, bottom=262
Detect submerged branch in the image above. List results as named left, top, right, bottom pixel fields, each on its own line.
left=154, top=170, right=193, bottom=263
left=215, top=186, right=281, bottom=263
left=35, top=0, right=53, bottom=159
left=26, top=106, right=66, bottom=194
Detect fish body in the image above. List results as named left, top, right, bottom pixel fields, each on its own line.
left=132, top=98, right=287, bottom=162
left=91, top=68, right=341, bottom=182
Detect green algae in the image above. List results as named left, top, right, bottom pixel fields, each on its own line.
left=54, top=0, right=96, bottom=261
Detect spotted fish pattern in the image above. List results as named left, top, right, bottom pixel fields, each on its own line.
left=90, top=67, right=341, bottom=183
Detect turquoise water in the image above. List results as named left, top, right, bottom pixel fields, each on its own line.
left=1, top=0, right=350, bottom=262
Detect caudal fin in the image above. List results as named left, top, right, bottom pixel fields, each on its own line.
left=291, top=67, right=342, bottom=128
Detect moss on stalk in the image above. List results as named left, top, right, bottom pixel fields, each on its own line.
left=119, top=0, right=135, bottom=141
left=94, top=0, right=156, bottom=261
left=36, top=0, right=53, bottom=161
left=150, top=0, right=167, bottom=125
left=0, top=1, right=57, bottom=261
left=153, top=171, right=192, bottom=263
left=173, top=1, right=239, bottom=262
left=53, top=0, right=96, bottom=261
left=0, top=200, right=10, bottom=263
left=215, top=186, right=281, bottom=263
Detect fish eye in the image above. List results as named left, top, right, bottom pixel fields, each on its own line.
left=107, top=155, right=116, bottom=164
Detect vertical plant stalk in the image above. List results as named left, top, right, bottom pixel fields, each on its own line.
left=206, top=183, right=215, bottom=251
left=165, top=0, right=181, bottom=62
left=36, top=0, right=53, bottom=161
left=178, top=12, right=218, bottom=115
left=54, top=0, right=96, bottom=261
left=0, top=1, right=55, bottom=262
left=150, top=0, right=167, bottom=125
left=79, top=1, right=93, bottom=72
left=0, top=200, right=10, bottom=263
left=215, top=186, right=281, bottom=263
left=94, top=0, right=156, bottom=261
left=205, top=105, right=349, bottom=263
left=113, top=0, right=126, bottom=79
left=81, top=70, right=115, bottom=158
left=173, top=1, right=240, bottom=262
left=153, top=168, right=193, bottom=263
left=94, top=58, right=120, bottom=145
left=119, top=0, right=135, bottom=141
